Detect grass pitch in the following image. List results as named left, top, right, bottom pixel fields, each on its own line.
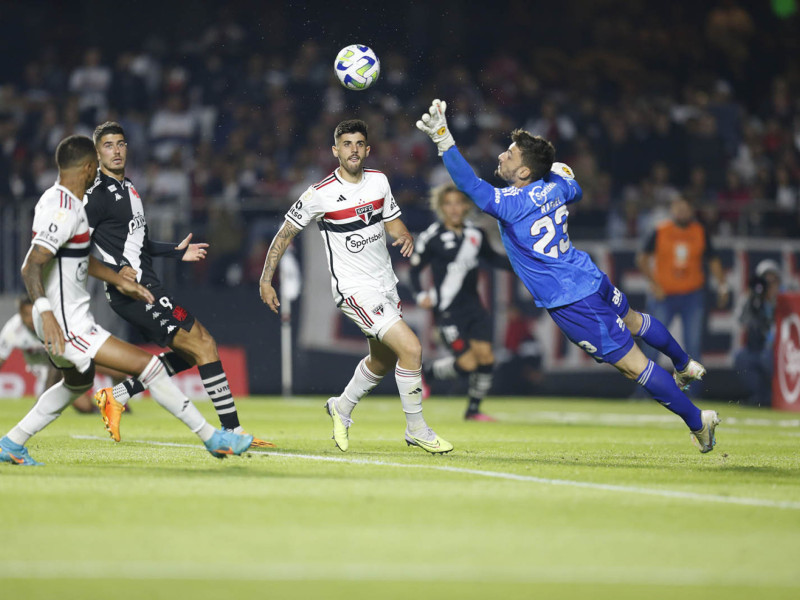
left=1, top=395, right=798, bottom=599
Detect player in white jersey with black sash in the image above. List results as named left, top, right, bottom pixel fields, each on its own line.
left=410, top=184, right=512, bottom=421
left=260, top=119, right=452, bottom=453
left=0, top=136, right=252, bottom=466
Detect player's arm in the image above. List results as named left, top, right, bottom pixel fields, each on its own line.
left=409, top=235, right=434, bottom=308
left=259, top=221, right=301, bottom=314
left=147, top=234, right=208, bottom=262
left=88, top=256, right=154, bottom=304
left=550, top=163, right=583, bottom=205
left=384, top=217, right=414, bottom=257
left=21, top=245, right=64, bottom=355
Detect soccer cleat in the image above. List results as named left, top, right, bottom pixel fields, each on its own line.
left=404, top=428, right=454, bottom=454
left=204, top=429, right=254, bottom=459
left=0, top=436, right=43, bottom=466
left=465, top=411, right=497, bottom=422
left=246, top=435, right=276, bottom=449
left=691, top=410, right=721, bottom=453
left=226, top=427, right=276, bottom=448
left=325, top=397, right=351, bottom=452
left=94, top=387, right=126, bottom=442
left=673, top=359, right=706, bottom=391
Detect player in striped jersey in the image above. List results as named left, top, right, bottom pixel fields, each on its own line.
left=84, top=122, right=272, bottom=448
left=259, top=119, right=452, bottom=454
left=410, top=184, right=512, bottom=420
left=0, top=136, right=253, bottom=466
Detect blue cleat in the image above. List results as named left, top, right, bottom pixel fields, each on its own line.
left=203, top=429, right=254, bottom=459
left=0, top=436, right=43, bottom=466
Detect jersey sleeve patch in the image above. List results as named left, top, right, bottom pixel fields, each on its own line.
left=551, top=162, right=574, bottom=179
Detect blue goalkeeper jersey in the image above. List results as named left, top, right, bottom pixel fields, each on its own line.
left=442, top=146, right=602, bottom=308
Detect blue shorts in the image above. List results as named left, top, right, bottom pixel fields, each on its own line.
left=547, top=274, right=634, bottom=364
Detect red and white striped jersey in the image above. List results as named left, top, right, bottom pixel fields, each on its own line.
left=29, top=184, right=95, bottom=335
left=285, top=168, right=402, bottom=304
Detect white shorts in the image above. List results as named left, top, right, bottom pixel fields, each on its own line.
left=33, top=311, right=111, bottom=374
left=340, top=287, right=403, bottom=341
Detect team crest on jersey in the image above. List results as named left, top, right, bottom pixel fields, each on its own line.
left=128, top=184, right=141, bottom=200
left=355, top=203, right=375, bottom=224
left=372, top=304, right=384, bottom=316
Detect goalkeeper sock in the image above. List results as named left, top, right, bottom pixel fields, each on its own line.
left=635, top=313, right=690, bottom=371
left=636, top=360, right=702, bottom=431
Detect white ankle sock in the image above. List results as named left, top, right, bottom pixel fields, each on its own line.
left=139, top=356, right=214, bottom=441
left=395, top=366, right=427, bottom=433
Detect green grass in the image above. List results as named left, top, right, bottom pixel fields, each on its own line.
left=1, top=395, right=799, bottom=599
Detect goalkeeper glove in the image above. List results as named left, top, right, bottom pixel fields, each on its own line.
left=416, top=99, right=455, bottom=155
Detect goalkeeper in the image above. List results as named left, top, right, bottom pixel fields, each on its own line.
left=417, top=100, right=721, bottom=453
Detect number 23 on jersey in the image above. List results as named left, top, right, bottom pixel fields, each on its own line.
left=530, top=205, right=570, bottom=258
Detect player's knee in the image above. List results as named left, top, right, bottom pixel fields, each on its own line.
left=397, top=338, right=422, bottom=368
left=457, top=352, right=479, bottom=372
left=624, top=310, right=643, bottom=335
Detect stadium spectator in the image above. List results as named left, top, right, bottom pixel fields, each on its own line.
left=636, top=195, right=729, bottom=395
left=734, top=259, right=782, bottom=407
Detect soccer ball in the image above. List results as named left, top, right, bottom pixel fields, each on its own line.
left=334, top=45, right=380, bottom=91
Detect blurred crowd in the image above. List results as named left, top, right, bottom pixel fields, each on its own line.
left=1, top=0, right=799, bottom=283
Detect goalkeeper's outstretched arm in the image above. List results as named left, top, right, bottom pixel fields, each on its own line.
left=259, top=221, right=301, bottom=314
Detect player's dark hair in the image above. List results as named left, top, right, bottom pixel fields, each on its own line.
left=55, top=135, right=96, bottom=170
left=93, top=121, right=126, bottom=146
left=511, top=129, right=555, bottom=181
left=16, top=293, right=32, bottom=311
left=334, top=119, right=368, bottom=143
left=429, top=183, right=471, bottom=221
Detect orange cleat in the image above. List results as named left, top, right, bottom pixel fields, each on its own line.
left=94, top=388, right=126, bottom=442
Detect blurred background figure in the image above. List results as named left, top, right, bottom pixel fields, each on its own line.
left=0, top=294, right=96, bottom=412
left=636, top=196, right=729, bottom=395
left=734, top=260, right=782, bottom=407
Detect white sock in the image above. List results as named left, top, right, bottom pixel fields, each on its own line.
left=8, top=380, right=88, bottom=445
left=138, top=356, right=215, bottom=442
left=395, top=366, right=427, bottom=433
left=432, top=356, right=458, bottom=380
left=336, top=357, right=383, bottom=419
left=111, top=382, right=131, bottom=403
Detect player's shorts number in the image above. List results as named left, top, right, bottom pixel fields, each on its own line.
left=530, top=205, right=570, bottom=258
left=159, top=296, right=173, bottom=310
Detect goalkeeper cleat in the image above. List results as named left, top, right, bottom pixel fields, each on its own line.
left=673, top=359, right=706, bottom=391
left=95, top=387, right=125, bottom=442
left=0, top=436, right=43, bottom=466
left=404, top=428, right=454, bottom=454
left=325, top=397, right=351, bottom=452
left=691, top=410, right=721, bottom=453
left=204, top=429, right=254, bottom=459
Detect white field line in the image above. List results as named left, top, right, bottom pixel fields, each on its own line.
left=0, top=560, right=798, bottom=587
left=72, top=435, right=800, bottom=511
left=492, top=411, right=800, bottom=428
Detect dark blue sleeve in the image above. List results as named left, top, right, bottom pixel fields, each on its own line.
left=442, top=146, right=529, bottom=224
left=146, top=239, right=184, bottom=258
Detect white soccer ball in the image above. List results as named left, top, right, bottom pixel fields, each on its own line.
left=334, top=45, right=380, bottom=91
